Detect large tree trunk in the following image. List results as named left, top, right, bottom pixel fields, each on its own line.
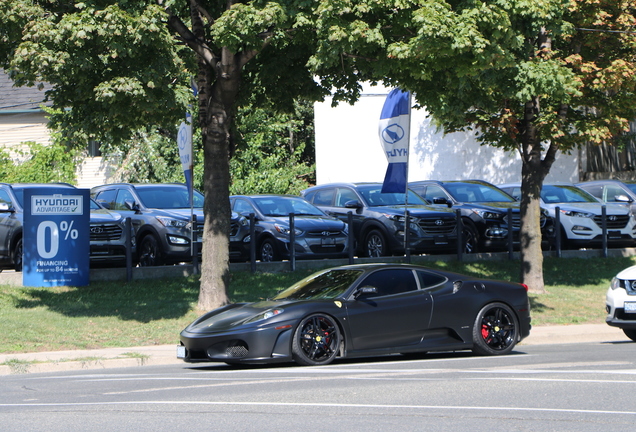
left=518, top=95, right=558, bottom=294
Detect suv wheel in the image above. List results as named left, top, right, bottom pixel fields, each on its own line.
left=463, top=223, right=479, bottom=254
left=364, top=229, right=387, bottom=257
left=139, top=235, right=164, bottom=266
left=13, top=238, right=23, bottom=272
left=259, top=238, right=280, bottom=262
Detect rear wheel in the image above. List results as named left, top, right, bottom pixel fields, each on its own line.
left=363, top=229, right=387, bottom=257
left=472, top=302, right=518, bottom=356
left=139, top=235, right=164, bottom=266
left=623, top=329, right=636, bottom=341
left=292, top=314, right=341, bottom=366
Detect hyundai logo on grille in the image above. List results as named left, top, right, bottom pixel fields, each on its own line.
left=90, top=226, right=104, bottom=234
left=435, top=220, right=444, bottom=226
left=322, top=231, right=332, bottom=236
left=608, top=215, right=617, bottom=221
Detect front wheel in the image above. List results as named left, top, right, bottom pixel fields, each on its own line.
left=623, top=329, right=636, bottom=341
left=463, top=223, right=479, bottom=254
left=472, top=302, right=519, bottom=356
left=12, top=238, right=23, bottom=272
left=292, top=314, right=341, bottom=366
left=138, top=235, right=164, bottom=266
left=259, top=238, right=280, bottom=262
left=363, top=229, right=387, bottom=257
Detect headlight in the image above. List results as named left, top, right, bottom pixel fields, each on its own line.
left=472, top=209, right=504, bottom=220
left=274, top=224, right=303, bottom=236
left=561, top=210, right=594, bottom=218
left=238, top=216, right=249, bottom=226
left=244, top=309, right=284, bottom=324
left=611, top=277, right=622, bottom=290
left=156, top=216, right=189, bottom=228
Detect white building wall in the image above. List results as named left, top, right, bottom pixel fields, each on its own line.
left=314, top=84, right=580, bottom=185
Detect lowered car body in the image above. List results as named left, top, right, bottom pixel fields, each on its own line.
left=178, top=263, right=531, bottom=366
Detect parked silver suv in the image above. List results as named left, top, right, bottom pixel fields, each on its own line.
left=91, top=183, right=249, bottom=266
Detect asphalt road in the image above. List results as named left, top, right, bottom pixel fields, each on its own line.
left=3, top=341, right=636, bottom=432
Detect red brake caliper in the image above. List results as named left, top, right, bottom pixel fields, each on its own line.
left=481, top=323, right=490, bottom=340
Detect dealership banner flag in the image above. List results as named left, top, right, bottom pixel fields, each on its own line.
left=378, top=88, right=411, bottom=193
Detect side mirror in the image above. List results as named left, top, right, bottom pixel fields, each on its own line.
left=124, top=199, right=140, bottom=213
left=615, top=194, right=633, bottom=203
left=432, top=197, right=450, bottom=206
left=344, top=200, right=363, bottom=209
left=0, top=202, right=12, bottom=212
left=354, top=285, right=378, bottom=299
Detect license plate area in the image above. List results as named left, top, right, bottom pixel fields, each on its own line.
left=624, top=302, right=636, bottom=313
left=321, top=238, right=336, bottom=246
left=176, top=345, right=186, bottom=358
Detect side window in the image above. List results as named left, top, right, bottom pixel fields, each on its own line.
left=416, top=270, right=447, bottom=289
left=234, top=199, right=255, bottom=215
left=114, top=189, right=135, bottom=211
left=424, top=185, right=446, bottom=202
left=605, top=185, right=626, bottom=202
left=94, top=189, right=117, bottom=209
left=357, top=269, right=418, bottom=297
left=0, top=190, right=12, bottom=207
left=581, top=185, right=602, bottom=200
left=336, top=188, right=358, bottom=207
left=312, top=188, right=335, bottom=206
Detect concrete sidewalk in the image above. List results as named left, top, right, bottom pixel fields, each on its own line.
left=0, top=324, right=630, bottom=375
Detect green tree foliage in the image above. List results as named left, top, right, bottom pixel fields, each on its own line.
left=308, top=0, right=636, bottom=293
left=0, top=142, right=78, bottom=184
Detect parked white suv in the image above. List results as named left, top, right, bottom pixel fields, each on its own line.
left=499, top=183, right=636, bottom=249
left=606, top=265, right=636, bottom=341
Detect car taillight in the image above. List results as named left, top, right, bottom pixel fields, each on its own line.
left=520, top=283, right=529, bottom=292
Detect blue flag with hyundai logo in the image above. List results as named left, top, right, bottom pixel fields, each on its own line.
left=379, top=89, right=411, bottom=193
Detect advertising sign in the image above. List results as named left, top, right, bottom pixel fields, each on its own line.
left=22, top=188, right=90, bottom=287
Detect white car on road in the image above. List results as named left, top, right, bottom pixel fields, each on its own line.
left=606, top=265, right=636, bottom=341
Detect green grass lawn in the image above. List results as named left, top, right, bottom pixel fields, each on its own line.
left=1, top=256, right=633, bottom=354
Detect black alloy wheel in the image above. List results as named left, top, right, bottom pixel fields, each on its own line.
left=139, top=235, right=164, bottom=266
left=292, top=314, right=341, bottom=366
left=463, top=223, right=479, bottom=254
left=472, top=302, right=518, bottom=356
left=364, top=229, right=387, bottom=257
left=259, top=238, right=279, bottom=262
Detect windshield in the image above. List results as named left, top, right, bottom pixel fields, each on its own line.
left=137, top=186, right=205, bottom=209
left=273, top=269, right=363, bottom=300
left=253, top=196, right=325, bottom=217
left=357, top=186, right=427, bottom=207
left=541, top=185, right=599, bottom=204
left=444, top=182, right=515, bottom=203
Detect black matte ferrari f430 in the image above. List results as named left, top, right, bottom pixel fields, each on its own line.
left=178, top=263, right=531, bottom=366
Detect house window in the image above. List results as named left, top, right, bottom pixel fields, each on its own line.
left=88, top=140, right=101, bottom=157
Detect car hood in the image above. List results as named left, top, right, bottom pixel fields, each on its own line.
left=89, top=208, right=123, bottom=223
left=616, top=265, right=636, bottom=280
left=541, top=202, right=629, bottom=216
left=369, top=204, right=455, bottom=217
left=456, top=202, right=520, bottom=212
left=149, top=208, right=205, bottom=220
left=185, top=300, right=304, bottom=333
left=267, top=215, right=346, bottom=230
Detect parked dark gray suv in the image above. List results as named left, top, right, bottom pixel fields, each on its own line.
left=91, top=183, right=249, bottom=266
left=0, top=183, right=133, bottom=271
left=301, top=182, right=459, bottom=257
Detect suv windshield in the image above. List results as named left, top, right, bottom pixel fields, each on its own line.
left=444, top=182, right=514, bottom=203
left=253, top=196, right=325, bottom=217
left=273, top=269, right=363, bottom=300
left=357, top=186, right=427, bottom=207
left=541, top=185, right=598, bottom=204
left=137, top=186, right=205, bottom=209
